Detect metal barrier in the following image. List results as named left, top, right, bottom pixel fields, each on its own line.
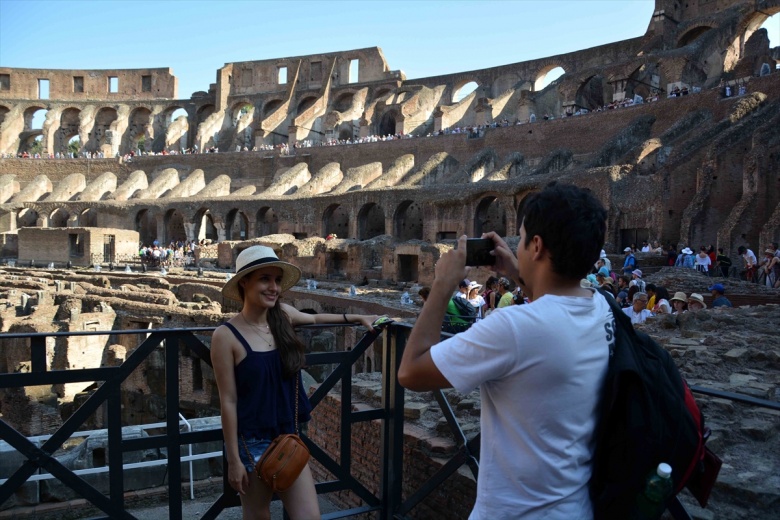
left=1, top=323, right=776, bottom=518
left=0, top=324, right=403, bottom=520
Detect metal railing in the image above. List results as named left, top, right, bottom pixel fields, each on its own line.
left=0, top=323, right=777, bottom=518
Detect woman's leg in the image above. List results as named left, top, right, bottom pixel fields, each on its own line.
left=279, top=464, right=321, bottom=519
left=240, top=470, right=274, bottom=520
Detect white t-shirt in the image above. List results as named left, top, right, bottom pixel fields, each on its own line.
left=695, top=254, right=711, bottom=271
left=744, top=249, right=757, bottom=267
left=431, top=291, right=612, bottom=520
left=641, top=245, right=651, bottom=252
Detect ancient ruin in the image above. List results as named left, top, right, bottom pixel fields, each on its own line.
left=0, top=0, right=779, bottom=518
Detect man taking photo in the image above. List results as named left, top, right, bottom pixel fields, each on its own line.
left=398, top=182, right=614, bottom=519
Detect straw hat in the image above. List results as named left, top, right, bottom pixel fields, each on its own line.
left=221, top=245, right=301, bottom=301
left=687, top=293, right=707, bottom=309
left=670, top=291, right=687, bottom=303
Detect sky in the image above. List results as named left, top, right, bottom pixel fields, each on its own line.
left=0, top=0, right=777, bottom=99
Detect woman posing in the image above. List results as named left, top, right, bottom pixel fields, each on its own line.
left=212, top=246, right=380, bottom=520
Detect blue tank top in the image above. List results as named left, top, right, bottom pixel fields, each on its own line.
left=223, top=322, right=312, bottom=439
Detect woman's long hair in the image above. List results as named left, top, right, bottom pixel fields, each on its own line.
left=238, top=286, right=306, bottom=379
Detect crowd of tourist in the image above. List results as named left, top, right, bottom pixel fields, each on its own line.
left=429, top=240, right=779, bottom=331
left=6, top=69, right=772, bottom=161
left=138, top=240, right=199, bottom=268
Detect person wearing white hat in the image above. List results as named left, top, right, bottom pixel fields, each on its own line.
left=212, top=245, right=381, bottom=518
left=466, top=281, right=486, bottom=318
left=687, top=293, right=707, bottom=311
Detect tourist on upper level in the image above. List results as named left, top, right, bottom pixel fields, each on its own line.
left=399, top=183, right=612, bottom=519
left=496, top=277, right=514, bottom=308
left=695, top=246, right=712, bottom=275
left=758, top=248, right=780, bottom=288
left=622, top=247, right=636, bottom=275
left=667, top=244, right=678, bottom=266
left=676, top=247, right=696, bottom=268
left=716, top=248, right=732, bottom=278
left=641, top=241, right=651, bottom=253
left=212, top=245, right=379, bottom=520
left=738, top=246, right=758, bottom=282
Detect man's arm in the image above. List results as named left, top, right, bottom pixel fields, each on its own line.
left=398, top=236, right=471, bottom=391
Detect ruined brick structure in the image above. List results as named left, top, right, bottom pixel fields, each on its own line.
left=0, top=1, right=777, bottom=285
left=0, top=0, right=778, bottom=281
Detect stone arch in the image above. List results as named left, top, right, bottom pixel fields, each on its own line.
left=124, top=107, right=153, bottom=153
left=357, top=203, right=385, bottom=240
left=474, top=196, right=506, bottom=237
left=376, top=110, right=397, bottom=136
left=263, top=99, right=284, bottom=117
left=0, top=105, right=9, bottom=129
left=56, top=107, right=81, bottom=153
left=323, top=204, right=349, bottom=238
left=575, top=75, right=605, bottom=110
left=17, top=208, right=39, bottom=227
left=534, top=64, right=567, bottom=91
left=256, top=207, right=278, bottom=237
left=452, top=80, right=480, bottom=103
left=338, top=128, right=352, bottom=140
left=164, top=208, right=185, bottom=244
left=297, top=96, right=318, bottom=116
left=23, top=105, right=47, bottom=131
left=333, top=92, right=354, bottom=112
left=374, top=87, right=392, bottom=100
left=163, top=105, right=188, bottom=126
left=49, top=208, right=70, bottom=228
left=393, top=200, right=423, bottom=241
left=491, top=73, right=521, bottom=98
left=725, top=7, right=780, bottom=73
left=136, top=209, right=156, bottom=245
left=196, top=103, right=216, bottom=123
left=225, top=208, right=249, bottom=241
left=87, top=106, right=118, bottom=153
left=79, top=208, right=98, bottom=227
left=193, top=208, right=218, bottom=243
left=677, top=25, right=714, bottom=47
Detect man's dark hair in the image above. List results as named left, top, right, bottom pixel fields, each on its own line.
left=521, top=182, right=607, bottom=280
left=646, top=283, right=657, bottom=293
left=737, top=246, right=746, bottom=254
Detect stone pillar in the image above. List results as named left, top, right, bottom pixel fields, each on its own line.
left=474, top=98, right=490, bottom=127
left=433, top=107, right=444, bottom=132
left=517, top=92, right=536, bottom=122
left=611, top=79, right=628, bottom=101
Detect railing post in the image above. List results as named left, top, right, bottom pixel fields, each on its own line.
left=107, top=383, right=124, bottom=513
left=165, top=335, right=183, bottom=520
left=379, top=325, right=405, bottom=519
left=30, top=336, right=46, bottom=373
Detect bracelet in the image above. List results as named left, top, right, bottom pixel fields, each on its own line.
left=343, top=313, right=349, bottom=324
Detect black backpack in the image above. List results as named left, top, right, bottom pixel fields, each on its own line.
left=443, top=296, right=477, bottom=334
left=590, top=290, right=717, bottom=519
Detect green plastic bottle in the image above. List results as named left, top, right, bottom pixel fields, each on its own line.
left=634, top=462, right=673, bottom=520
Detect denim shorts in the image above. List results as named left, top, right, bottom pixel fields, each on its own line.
left=237, top=437, right=272, bottom=474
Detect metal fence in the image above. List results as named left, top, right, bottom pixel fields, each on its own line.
left=0, top=324, right=777, bottom=519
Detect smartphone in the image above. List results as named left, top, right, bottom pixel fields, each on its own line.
left=464, top=238, right=496, bottom=266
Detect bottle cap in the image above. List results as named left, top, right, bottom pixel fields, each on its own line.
left=657, top=463, right=672, bottom=479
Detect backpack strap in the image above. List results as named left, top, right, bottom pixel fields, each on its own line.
left=222, top=322, right=253, bottom=356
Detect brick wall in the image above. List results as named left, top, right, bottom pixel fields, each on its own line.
left=308, top=393, right=476, bottom=519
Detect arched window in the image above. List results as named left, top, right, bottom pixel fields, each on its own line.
left=453, top=81, right=479, bottom=103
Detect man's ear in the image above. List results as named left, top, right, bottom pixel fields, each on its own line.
left=531, top=235, right=545, bottom=261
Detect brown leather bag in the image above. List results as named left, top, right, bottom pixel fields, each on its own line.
left=245, top=372, right=310, bottom=493
left=255, top=433, right=310, bottom=492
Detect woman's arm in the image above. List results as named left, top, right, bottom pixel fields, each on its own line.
left=210, top=326, right=248, bottom=494
left=281, top=302, right=381, bottom=331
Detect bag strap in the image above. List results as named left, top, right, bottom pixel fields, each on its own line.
left=294, top=371, right=300, bottom=435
